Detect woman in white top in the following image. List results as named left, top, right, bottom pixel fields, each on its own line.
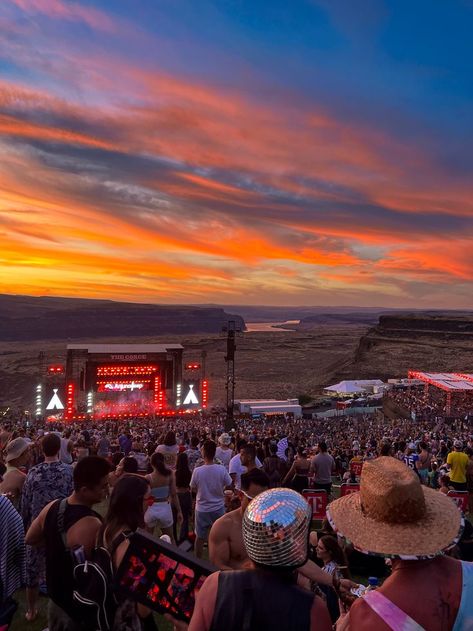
left=155, top=431, right=179, bottom=470
left=145, top=452, right=182, bottom=542
left=316, top=535, right=350, bottom=579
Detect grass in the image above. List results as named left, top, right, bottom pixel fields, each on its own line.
left=9, top=593, right=173, bottom=631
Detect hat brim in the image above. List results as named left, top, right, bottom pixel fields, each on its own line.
left=5, top=442, right=29, bottom=462
left=326, top=487, right=462, bottom=560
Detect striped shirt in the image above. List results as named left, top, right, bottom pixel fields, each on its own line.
left=0, top=495, right=25, bottom=602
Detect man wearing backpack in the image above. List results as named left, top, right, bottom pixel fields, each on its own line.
left=26, top=456, right=112, bottom=631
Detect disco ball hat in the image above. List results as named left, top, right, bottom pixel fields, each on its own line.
left=243, top=488, right=311, bottom=568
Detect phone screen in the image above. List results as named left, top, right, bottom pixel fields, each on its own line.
left=116, top=530, right=214, bottom=622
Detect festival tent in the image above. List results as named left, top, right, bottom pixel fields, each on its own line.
left=407, top=371, right=473, bottom=415
left=407, top=372, right=473, bottom=392
left=324, top=379, right=386, bottom=397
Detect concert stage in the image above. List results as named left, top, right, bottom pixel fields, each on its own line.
left=59, top=343, right=208, bottom=420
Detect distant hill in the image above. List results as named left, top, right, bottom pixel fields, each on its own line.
left=197, top=304, right=402, bottom=323
left=334, top=312, right=473, bottom=381
left=0, top=295, right=245, bottom=341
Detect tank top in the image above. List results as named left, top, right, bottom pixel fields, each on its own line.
left=363, top=562, right=473, bottom=631
left=209, top=569, right=314, bottom=631
left=59, top=437, right=73, bottom=464
left=452, top=561, right=473, bottom=631
left=43, top=499, right=101, bottom=617
left=151, top=485, right=170, bottom=500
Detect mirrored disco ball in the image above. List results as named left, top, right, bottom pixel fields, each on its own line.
left=243, top=488, right=311, bottom=567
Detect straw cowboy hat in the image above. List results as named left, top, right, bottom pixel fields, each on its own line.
left=5, top=437, right=30, bottom=463
left=327, top=456, right=462, bottom=559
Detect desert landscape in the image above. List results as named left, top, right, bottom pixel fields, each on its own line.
left=2, top=294, right=473, bottom=413
left=0, top=324, right=368, bottom=411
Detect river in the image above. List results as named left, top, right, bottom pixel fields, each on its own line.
left=245, top=320, right=300, bottom=332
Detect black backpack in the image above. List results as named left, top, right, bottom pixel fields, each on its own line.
left=57, top=499, right=127, bottom=631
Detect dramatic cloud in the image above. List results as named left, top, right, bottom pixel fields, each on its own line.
left=0, top=0, right=472, bottom=306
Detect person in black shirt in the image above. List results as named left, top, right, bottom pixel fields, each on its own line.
left=26, top=456, right=112, bottom=631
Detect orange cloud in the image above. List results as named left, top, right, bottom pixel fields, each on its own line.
left=375, top=241, right=473, bottom=281
left=0, top=33, right=472, bottom=305
left=0, top=113, right=114, bottom=150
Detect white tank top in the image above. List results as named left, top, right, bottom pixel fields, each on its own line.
left=59, top=437, right=73, bottom=464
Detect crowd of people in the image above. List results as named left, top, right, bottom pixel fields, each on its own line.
left=386, top=384, right=473, bottom=423
left=0, top=406, right=472, bottom=630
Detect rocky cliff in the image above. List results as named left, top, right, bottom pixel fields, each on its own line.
left=0, top=294, right=245, bottom=341
left=336, top=313, right=473, bottom=381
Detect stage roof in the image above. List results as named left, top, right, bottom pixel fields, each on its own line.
left=408, top=371, right=473, bottom=393
left=67, top=343, right=184, bottom=353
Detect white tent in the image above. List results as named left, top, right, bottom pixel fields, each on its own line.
left=324, top=379, right=385, bottom=397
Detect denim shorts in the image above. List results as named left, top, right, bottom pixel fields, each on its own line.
left=195, top=507, right=225, bottom=539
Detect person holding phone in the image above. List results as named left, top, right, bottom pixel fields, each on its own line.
left=102, top=475, right=157, bottom=630
left=167, top=488, right=332, bottom=631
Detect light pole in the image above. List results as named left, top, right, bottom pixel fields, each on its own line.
left=222, top=320, right=241, bottom=431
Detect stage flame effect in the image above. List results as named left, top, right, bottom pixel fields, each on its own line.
left=0, top=1, right=472, bottom=306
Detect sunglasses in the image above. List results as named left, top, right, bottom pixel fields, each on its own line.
left=239, top=489, right=255, bottom=501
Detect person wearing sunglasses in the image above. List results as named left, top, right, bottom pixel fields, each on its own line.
left=209, top=468, right=270, bottom=570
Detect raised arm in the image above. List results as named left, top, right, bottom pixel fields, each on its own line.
left=282, top=462, right=296, bottom=485
left=25, top=500, right=54, bottom=546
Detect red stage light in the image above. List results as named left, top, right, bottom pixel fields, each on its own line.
left=48, top=365, right=64, bottom=373
left=201, top=379, right=208, bottom=409
left=185, top=362, right=201, bottom=370
left=65, top=382, right=74, bottom=420
left=96, top=365, right=158, bottom=377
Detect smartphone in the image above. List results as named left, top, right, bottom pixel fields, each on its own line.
left=115, top=529, right=215, bottom=622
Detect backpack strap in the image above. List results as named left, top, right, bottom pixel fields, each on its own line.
left=56, top=498, right=69, bottom=549
left=363, top=590, right=426, bottom=631
left=109, top=531, right=130, bottom=557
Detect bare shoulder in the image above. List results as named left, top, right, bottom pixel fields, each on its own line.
left=114, top=538, right=130, bottom=568
left=198, top=571, right=219, bottom=596
left=38, top=499, right=58, bottom=520
left=211, top=511, right=234, bottom=534
left=68, top=514, right=102, bottom=546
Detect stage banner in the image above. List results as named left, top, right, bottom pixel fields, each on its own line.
left=340, top=483, right=360, bottom=496
left=447, top=491, right=469, bottom=513
left=302, top=490, right=328, bottom=520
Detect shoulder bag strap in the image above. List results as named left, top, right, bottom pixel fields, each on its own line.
left=56, top=498, right=68, bottom=549
left=363, top=590, right=426, bottom=631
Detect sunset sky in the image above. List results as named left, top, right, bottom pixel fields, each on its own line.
left=1, top=1, right=472, bottom=307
